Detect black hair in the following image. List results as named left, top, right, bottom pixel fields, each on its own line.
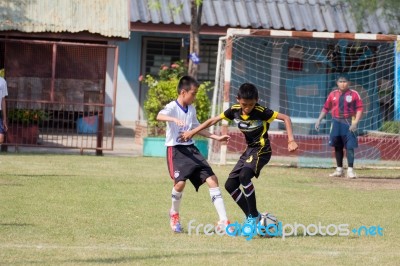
left=336, top=75, right=349, bottom=81
left=237, top=83, right=259, bottom=100
left=177, top=75, right=199, bottom=94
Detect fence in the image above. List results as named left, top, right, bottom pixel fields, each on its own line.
left=0, top=39, right=118, bottom=154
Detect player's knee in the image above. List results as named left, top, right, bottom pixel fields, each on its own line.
left=174, top=180, right=186, bottom=192
left=225, top=178, right=239, bottom=193
left=206, top=175, right=219, bottom=187
left=239, top=167, right=254, bottom=186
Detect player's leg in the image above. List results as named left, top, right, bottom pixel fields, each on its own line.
left=240, top=146, right=271, bottom=218
left=169, top=180, right=185, bottom=233
left=239, top=167, right=258, bottom=218
left=0, top=117, right=5, bottom=144
left=329, top=120, right=345, bottom=177
left=225, top=177, right=249, bottom=216
left=345, top=130, right=358, bottom=178
left=225, top=158, right=250, bottom=216
left=166, top=146, right=188, bottom=233
left=171, top=181, right=185, bottom=213
left=205, top=175, right=229, bottom=225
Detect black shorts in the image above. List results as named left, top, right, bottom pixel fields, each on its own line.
left=228, top=145, right=272, bottom=179
left=166, top=144, right=214, bottom=191
left=0, top=113, right=5, bottom=134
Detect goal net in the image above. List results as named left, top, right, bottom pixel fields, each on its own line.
left=208, top=29, right=400, bottom=168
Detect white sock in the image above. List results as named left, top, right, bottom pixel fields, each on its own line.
left=337, top=167, right=343, bottom=172
left=209, top=187, right=228, bottom=221
left=171, top=188, right=182, bottom=213
left=348, top=167, right=354, bottom=172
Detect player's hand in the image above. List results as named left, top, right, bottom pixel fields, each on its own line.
left=349, top=123, right=357, bottom=132
left=181, top=131, right=193, bottom=142
left=2, top=121, right=7, bottom=132
left=288, top=141, right=298, bottom=152
left=315, top=121, right=320, bottom=131
left=215, top=134, right=230, bottom=142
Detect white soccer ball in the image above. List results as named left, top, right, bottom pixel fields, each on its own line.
left=258, top=212, right=279, bottom=238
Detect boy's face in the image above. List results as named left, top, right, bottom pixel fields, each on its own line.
left=237, top=98, right=257, bottom=115
left=337, top=78, right=349, bottom=92
left=182, top=86, right=198, bottom=105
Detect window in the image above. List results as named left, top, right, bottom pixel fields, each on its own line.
left=139, top=37, right=218, bottom=120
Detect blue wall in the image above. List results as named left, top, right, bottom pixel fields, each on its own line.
left=114, top=32, right=142, bottom=126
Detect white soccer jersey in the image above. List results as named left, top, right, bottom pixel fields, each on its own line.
left=0, top=78, right=8, bottom=111
left=158, top=100, right=200, bottom=146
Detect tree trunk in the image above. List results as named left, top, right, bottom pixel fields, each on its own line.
left=189, top=0, right=202, bottom=78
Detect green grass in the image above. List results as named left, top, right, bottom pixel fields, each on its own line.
left=0, top=155, right=399, bottom=265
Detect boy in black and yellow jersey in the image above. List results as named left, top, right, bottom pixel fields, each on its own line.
left=182, top=83, right=298, bottom=234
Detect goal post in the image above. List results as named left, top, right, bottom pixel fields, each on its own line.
left=208, top=28, right=400, bottom=168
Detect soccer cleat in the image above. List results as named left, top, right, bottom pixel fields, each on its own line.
left=241, top=214, right=260, bottom=236
left=169, top=210, right=182, bottom=233
left=329, top=169, right=344, bottom=177
left=347, top=169, right=357, bottom=179
left=216, top=220, right=234, bottom=234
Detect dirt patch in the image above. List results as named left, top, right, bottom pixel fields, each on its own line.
left=320, top=176, right=400, bottom=190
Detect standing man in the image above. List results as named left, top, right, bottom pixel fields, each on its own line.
left=315, top=76, right=363, bottom=179
left=0, top=76, right=8, bottom=144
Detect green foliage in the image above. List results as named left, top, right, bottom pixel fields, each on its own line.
left=347, top=0, right=400, bottom=34
left=380, top=121, right=400, bottom=134
left=140, top=60, right=211, bottom=136
left=8, top=109, right=48, bottom=124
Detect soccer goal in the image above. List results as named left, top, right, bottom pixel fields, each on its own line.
left=208, top=29, right=400, bottom=168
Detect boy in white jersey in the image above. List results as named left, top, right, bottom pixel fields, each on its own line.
left=157, top=76, right=231, bottom=233
left=0, top=76, right=8, bottom=144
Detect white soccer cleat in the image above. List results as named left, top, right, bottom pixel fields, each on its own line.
left=216, top=220, right=234, bottom=234
left=329, top=169, right=344, bottom=177
left=347, top=169, right=357, bottom=179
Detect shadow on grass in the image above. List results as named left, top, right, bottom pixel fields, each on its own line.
left=29, top=251, right=237, bottom=264
left=0, top=223, right=34, bottom=227
left=4, top=174, right=79, bottom=178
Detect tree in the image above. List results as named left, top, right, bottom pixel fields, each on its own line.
left=347, top=0, right=400, bottom=34
left=149, top=0, right=203, bottom=79
left=188, top=0, right=202, bottom=78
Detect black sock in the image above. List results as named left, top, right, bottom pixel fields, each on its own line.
left=230, top=188, right=249, bottom=216
left=243, top=182, right=258, bottom=217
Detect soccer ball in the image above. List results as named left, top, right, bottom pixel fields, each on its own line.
left=257, top=212, right=279, bottom=238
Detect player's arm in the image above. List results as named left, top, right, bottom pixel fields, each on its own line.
left=181, top=115, right=223, bottom=141
left=1, top=97, right=7, bottom=131
left=276, top=113, right=298, bottom=152
left=196, top=128, right=230, bottom=142
left=156, top=113, right=185, bottom=127
left=315, top=110, right=327, bottom=131
left=349, top=110, right=363, bottom=132
left=349, top=95, right=363, bottom=132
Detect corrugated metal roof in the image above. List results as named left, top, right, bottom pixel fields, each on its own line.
left=0, top=0, right=130, bottom=38
left=130, top=0, right=398, bottom=35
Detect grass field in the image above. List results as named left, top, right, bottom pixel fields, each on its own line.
left=1, top=154, right=400, bottom=265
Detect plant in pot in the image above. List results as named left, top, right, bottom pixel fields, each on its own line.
left=139, top=60, right=212, bottom=157
left=7, top=108, right=48, bottom=144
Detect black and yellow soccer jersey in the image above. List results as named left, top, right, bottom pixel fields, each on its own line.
left=220, top=103, right=278, bottom=147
